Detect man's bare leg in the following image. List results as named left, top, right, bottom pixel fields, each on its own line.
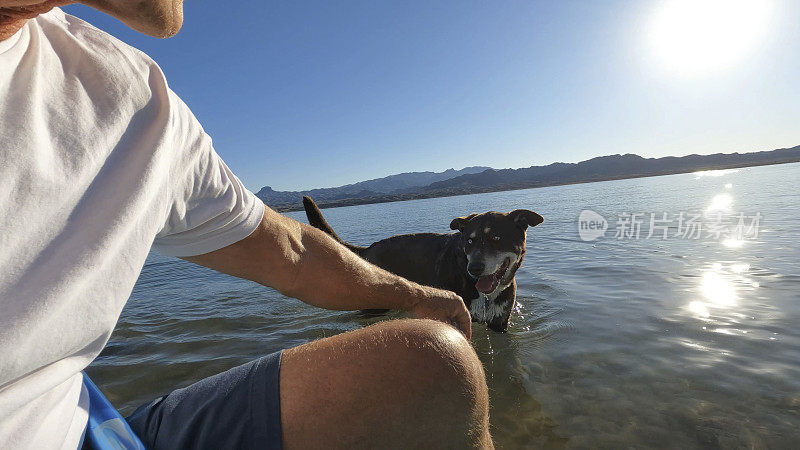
left=280, top=319, right=493, bottom=449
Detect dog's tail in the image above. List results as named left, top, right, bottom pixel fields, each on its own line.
left=302, top=196, right=365, bottom=254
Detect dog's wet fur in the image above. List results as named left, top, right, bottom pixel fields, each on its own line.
left=302, top=196, right=543, bottom=332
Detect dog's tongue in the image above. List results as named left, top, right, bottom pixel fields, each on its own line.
left=475, top=274, right=498, bottom=294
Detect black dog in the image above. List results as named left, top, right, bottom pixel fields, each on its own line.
left=302, top=196, right=543, bottom=331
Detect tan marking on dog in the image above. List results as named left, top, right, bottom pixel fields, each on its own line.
left=469, top=232, right=477, bottom=239
left=483, top=227, right=491, bottom=234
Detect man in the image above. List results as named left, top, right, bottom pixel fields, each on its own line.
left=0, top=1, right=492, bottom=449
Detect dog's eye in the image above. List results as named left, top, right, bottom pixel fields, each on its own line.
left=467, top=239, right=473, bottom=245
left=492, top=235, right=500, bottom=241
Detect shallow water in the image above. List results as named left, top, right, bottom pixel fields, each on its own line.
left=88, top=162, right=800, bottom=448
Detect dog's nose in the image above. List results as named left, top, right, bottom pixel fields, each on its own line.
left=467, top=261, right=485, bottom=277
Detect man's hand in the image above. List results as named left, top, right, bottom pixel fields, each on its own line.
left=406, top=287, right=472, bottom=339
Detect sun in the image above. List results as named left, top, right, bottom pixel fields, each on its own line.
left=649, top=0, right=772, bottom=77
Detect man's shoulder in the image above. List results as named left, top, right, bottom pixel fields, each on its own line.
left=36, top=8, right=161, bottom=82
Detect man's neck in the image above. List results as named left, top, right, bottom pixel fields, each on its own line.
left=0, top=19, right=27, bottom=41
left=0, top=1, right=71, bottom=41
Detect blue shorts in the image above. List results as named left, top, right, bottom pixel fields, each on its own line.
left=125, top=351, right=283, bottom=450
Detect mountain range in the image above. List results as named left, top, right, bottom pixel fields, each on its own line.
left=257, top=145, right=800, bottom=211
left=257, top=166, right=490, bottom=206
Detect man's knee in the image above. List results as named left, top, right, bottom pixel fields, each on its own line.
left=377, top=318, right=481, bottom=375
left=374, top=319, right=491, bottom=446
left=372, top=319, right=488, bottom=405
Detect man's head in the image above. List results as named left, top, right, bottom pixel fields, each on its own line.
left=0, top=0, right=185, bottom=39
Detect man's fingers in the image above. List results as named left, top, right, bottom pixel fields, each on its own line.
left=447, top=314, right=470, bottom=340
left=449, top=294, right=471, bottom=339
left=459, top=313, right=472, bottom=340
left=451, top=297, right=471, bottom=340
left=411, top=289, right=471, bottom=339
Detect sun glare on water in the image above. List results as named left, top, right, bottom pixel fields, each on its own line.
left=649, top=0, right=772, bottom=77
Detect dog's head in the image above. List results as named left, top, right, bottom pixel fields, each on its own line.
left=450, top=209, right=543, bottom=296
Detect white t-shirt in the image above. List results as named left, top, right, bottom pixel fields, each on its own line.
left=0, top=9, right=265, bottom=449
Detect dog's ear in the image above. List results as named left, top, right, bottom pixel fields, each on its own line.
left=450, top=213, right=478, bottom=231
left=508, top=209, right=544, bottom=230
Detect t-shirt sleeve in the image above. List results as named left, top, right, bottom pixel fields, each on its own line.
left=152, top=89, right=265, bottom=257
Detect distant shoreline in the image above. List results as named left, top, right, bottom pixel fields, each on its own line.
left=273, top=158, right=799, bottom=212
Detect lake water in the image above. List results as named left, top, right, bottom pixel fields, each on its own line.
left=87, top=162, right=800, bottom=448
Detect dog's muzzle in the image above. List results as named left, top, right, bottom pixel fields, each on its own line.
left=467, top=261, right=485, bottom=278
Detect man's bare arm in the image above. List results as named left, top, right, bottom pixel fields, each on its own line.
left=183, top=205, right=472, bottom=338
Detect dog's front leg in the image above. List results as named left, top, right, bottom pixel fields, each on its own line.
left=486, top=281, right=516, bottom=332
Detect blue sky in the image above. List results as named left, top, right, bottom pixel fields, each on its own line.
left=64, top=1, right=800, bottom=191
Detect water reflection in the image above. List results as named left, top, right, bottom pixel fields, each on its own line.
left=694, top=168, right=740, bottom=178
left=730, top=263, right=749, bottom=273
left=471, top=325, right=568, bottom=448
left=722, top=238, right=745, bottom=248
left=707, top=193, right=733, bottom=212
left=687, top=263, right=742, bottom=323
left=701, top=271, right=737, bottom=307
left=688, top=300, right=711, bottom=318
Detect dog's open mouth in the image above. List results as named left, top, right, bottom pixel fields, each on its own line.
left=475, top=258, right=510, bottom=294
